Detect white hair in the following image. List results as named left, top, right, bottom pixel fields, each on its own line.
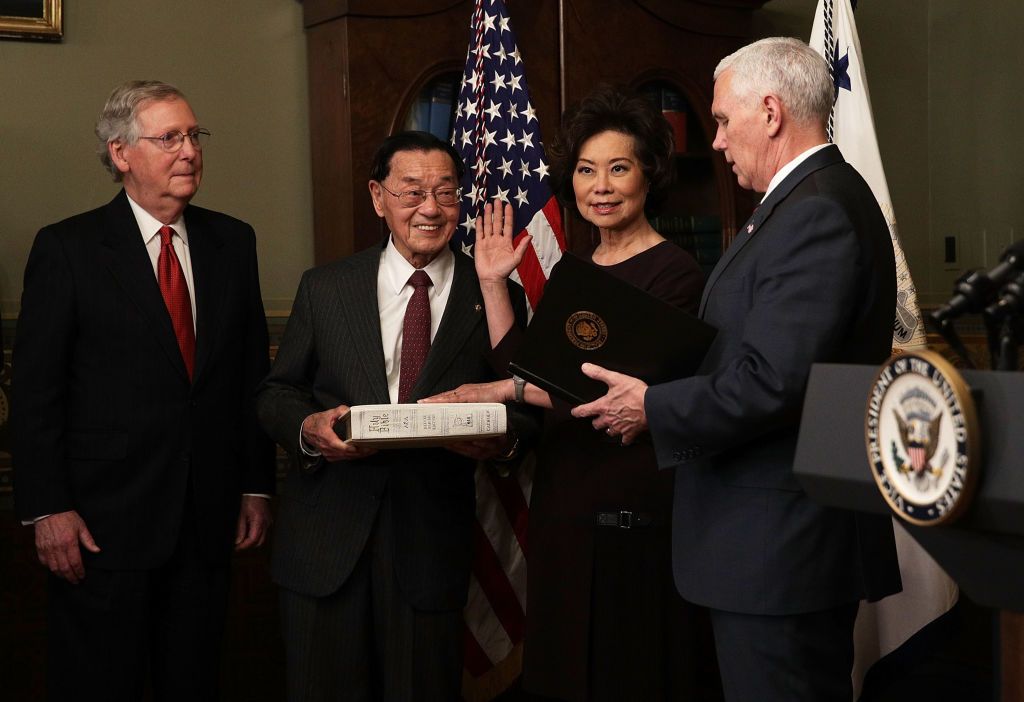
left=714, top=37, right=833, bottom=127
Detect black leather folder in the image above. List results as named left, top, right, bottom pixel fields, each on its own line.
left=509, top=252, right=717, bottom=404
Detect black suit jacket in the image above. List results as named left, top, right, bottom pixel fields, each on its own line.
left=256, top=243, right=534, bottom=611
left=646, top=146, right=901, bottom=615
left=12, top=190, right=275, bottom=568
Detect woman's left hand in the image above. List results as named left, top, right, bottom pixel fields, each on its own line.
left=420, top=379, right=513, bottom=404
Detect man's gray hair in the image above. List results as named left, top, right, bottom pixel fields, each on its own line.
left=95, top=80, right=186, bottom=182
left=714, top=37, right=833, bottom=128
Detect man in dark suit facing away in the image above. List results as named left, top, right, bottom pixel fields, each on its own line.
left=256, top=131, right=535, bottom=701
left=573, top=38, right=902, bottom=701
left=12, top=80, right=275, bottom=702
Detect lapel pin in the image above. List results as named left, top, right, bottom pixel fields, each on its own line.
left=474, top=303, right=482, bottom=312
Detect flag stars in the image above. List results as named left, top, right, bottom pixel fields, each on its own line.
left=533, top=161, right=550, bottom=180
left=482, top=12, right=496, bottom=33
left=524, top=102, right=537, bottom=124
left=514, top=187, right=529, bottom=207
left=508, top=103, right=519, bottom=121
left=468, top=70, right=482, bottom=92
left=460, top=128, right=473, bottom=148
left=511, top=46, right=522, bottom=65
left=461, top=212, right=477, bottom=234
left=469, top=185, right=485, bottom=206
left=499, top=16, right=510, bottom=33
left=495, top=186, right=510, bottom=203
left=485, top=101, right=502, bottom=121
left=490, top=73, right=507, bottom=92
left=517, top=131, right=535, bottom=150
left=498, top=157, right=514, bottom=177
left=500, top=130, right=517, bottom=150
left=496, top=44, right=507, bottom=64
left=482, top=127, right=497, bottom=149
left=519, top=160, right=531, bottom=179
left=474, top=156, right=491, bottom=177
left=509, top=73, right=522, bottom=95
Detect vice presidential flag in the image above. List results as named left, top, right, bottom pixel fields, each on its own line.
left=810, top=2, right=959, bottom=698
left=811, top=0, right=926, bottom=351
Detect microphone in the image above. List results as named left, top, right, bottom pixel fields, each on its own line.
left=930, top=240, right=1024, bottom=326
left=984, top=270, right=1024, bottom=322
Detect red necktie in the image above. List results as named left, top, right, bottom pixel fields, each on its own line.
left=158, top=226, right=196, bottom=379
left=398, top=270, right=433, bottom=403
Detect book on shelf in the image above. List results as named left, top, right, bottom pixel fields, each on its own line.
left=667, top=231, right=722, bottom=250
left=650, top=214, right=721, bottom=235
left=334, top=403, right=507, bottom=448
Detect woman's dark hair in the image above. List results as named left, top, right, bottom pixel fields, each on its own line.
left=548, top=85, right=675, bottom=219
left=369, top=130, right=466, bottom=182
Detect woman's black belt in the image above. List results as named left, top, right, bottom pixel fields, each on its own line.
left=595, top=510, right=653, bottom=528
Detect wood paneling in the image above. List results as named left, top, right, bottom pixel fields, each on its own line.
left=301, top=0, right=760, bottom=263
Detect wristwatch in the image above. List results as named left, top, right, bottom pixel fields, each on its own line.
left=512, top=374, right=526, bottom=403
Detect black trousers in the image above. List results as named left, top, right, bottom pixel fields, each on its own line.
left=709, top=602, right=859, bottom=702
left=46, top=507, right=230, bottom=702
left=278, top=495, right=463, bottom=702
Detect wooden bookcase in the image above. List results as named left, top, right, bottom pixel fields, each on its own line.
left=296, top=0, right=766, bottom=264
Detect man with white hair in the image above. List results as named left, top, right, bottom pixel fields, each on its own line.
left=574, top=37, right=902, bottom=700
left=13, top=80, right=274, bottom=701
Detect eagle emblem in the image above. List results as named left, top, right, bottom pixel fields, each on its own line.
left=892, top=388, right=947, bottom=491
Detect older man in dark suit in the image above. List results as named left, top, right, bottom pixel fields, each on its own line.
left=573, top=38, right=902, bottom=701
left=12, top=80, right=275, bottom=701
left=256, top=131, right=535, bottom=701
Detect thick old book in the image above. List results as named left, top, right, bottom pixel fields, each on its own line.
left=509, top=252, right=717, bottom=405
left=335, top=403, right=507, bottom=447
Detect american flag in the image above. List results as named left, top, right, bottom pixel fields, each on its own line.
left=810, top=2, right=957, bottom=697
left=452, top=0, right=566, bottom=311
left=450, top=0, right=565, bottom=698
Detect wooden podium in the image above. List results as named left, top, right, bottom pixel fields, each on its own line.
left=793, top=363, right=1024, bottom=701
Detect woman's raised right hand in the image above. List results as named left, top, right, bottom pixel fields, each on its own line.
left=474, top=198, right=532, bottom=283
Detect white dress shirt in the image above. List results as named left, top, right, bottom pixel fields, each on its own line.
left=760, top=143, right=831, bottom=203
left=126, top=195, right=197, bottom=331
left=377, top=237, right=455, bottom=403
left=299, top=237, right=456, bottom=457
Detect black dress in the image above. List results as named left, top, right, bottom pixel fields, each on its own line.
left=519, top=242, right=720, bottom=701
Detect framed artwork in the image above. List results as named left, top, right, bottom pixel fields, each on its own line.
left=0, top=0, right=62, bottom=41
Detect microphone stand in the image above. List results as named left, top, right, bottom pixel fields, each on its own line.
left=983, top=272, right=1024, bottom=371
left=926, top=313, right=976, bottom=369
left=996, top=317, right=1020, bottom=371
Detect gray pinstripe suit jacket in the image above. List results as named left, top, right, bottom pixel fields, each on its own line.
left=256, top=241, right=532, bottom=611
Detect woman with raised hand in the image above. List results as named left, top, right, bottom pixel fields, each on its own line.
left=426, top=85, right=717, bottom=701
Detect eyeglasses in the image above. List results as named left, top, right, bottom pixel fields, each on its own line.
left=378, top=183, right=462, bottom=208
left=137, top=128, right=211, bottom=152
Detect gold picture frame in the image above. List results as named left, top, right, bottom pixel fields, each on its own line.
left=0, top=0, right=62, bottom=41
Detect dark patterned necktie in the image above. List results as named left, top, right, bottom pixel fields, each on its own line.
left=398, top=270, right=433, bottom=403
left=158, top=226, right=196, bottom=379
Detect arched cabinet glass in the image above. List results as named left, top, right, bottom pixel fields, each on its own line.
left=401, top=72, right=461, bottom=142
left=638, top=80, right=723, bottom=276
